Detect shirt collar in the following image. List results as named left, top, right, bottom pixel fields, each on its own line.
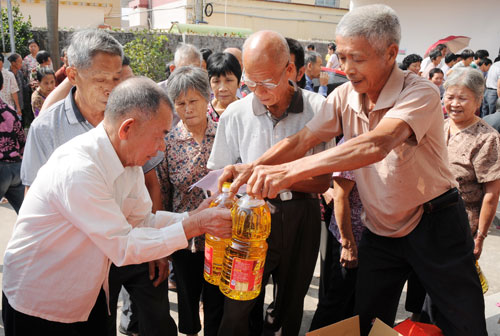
left=251, top=80, right=304, bottom=116
left=65, top=86, right=87, bottom=125
left=93, top=123, right=125, bottom=182
left=347, top=63, right=405, bottom=114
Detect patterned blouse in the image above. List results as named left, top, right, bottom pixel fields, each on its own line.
left=31, top=87, right=46, bottom=117
left=329, top=169, right=366, bottom=246
left=0, top=99, right=25, bottom=163
left=207, top=101, right=220, bottom=122
left=445, top=118, right=500, bottom=234
left=157, top=116, right=217, bottom=252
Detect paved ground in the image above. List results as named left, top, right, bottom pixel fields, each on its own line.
left=0, top=202, right=499, bottom=335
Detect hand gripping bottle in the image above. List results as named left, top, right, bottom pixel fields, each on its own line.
left=219, top=194, right=271, bottom=300
left=204, top=182, right=237, bottom=285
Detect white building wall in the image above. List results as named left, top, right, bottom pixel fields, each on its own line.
left=18, top=2, right=107, bottom=28
left=351, top=0, right=500, bottom=61
left=151, top=0, right=188, bottom=29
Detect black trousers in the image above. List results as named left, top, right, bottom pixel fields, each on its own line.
left=309, top=232, right=357, bottom=331
left=354, top=198, right=487, bottom=336
left=171, top=249, right=225, bottom=336
left=3, top=290, right=108, bottom=336
left=107, top=263, right=177, bottom=336
left=217, top=198, right=321, bottom=336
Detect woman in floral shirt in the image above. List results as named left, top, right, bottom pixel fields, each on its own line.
left=157, top=66, right=223, bottom=336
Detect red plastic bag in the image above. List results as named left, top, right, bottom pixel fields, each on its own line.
left=394, top=319, right=443, bottom=336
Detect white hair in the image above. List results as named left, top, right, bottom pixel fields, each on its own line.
left=67, top=29, right=123, bottom=69
left=336, top=4, right=401, bottom=54
left=174, top=43, right=202, bottom=67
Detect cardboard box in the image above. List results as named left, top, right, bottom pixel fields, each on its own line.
left=306, top=316, right=402, bottom=336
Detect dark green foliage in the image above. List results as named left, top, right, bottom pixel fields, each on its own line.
left=1, top=3, right=33, bottom=57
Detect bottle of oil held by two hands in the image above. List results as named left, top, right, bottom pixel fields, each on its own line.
left=219, top=193, right=271, bottom=301
left=204, top=182, right=236, bottom=285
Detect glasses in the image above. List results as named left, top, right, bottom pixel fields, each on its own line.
left=244, top=62, right=289, bottom=90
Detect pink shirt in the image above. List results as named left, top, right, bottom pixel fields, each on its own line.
left=307, top=65, right=457, bottom=237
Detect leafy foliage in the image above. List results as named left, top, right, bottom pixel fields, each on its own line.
left=124, top=30, right=172, bottom=82
left=1, top=2, right=33, bottom=57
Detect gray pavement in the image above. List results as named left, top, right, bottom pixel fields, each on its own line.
left=1, top=202, right=499, bottom=335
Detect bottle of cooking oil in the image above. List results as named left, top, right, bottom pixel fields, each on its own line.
left=219, top=194, right=271, bottom=300
left=476, top=260, right=489, bottom=294
left=204, top=182, right=236, bottom=286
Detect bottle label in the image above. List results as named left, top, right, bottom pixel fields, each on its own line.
left=229, top=258, right=264, bottom=292
left=204, top=245, right=213, bottom=275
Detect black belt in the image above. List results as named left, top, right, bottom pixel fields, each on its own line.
left=486, top=88, right=497, bottom=90
left=423, top=188, right=459, bottom=214
left=273, top=191, right=318, bottom=202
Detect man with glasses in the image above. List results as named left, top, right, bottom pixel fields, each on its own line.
left=207, top=30, right=330, bottom=336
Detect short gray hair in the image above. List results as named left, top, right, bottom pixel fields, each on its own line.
left=67, top=29, right=123, bottom=69
left=305, top=51, right=321, bottom=66
left=166, top=66, right=210, bottom=103
left=444, top=67, right=485, bottom=101
left=336, top=4, right=401, bottom=54
left=105, top=76, right=173, bottom=123
left=174, top=43, right=202, bottom=67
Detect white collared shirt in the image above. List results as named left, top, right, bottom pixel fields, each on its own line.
left=3, top=124, right=188, bottom=323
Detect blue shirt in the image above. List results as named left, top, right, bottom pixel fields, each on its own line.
left=305, top=74, right=327, bottom=97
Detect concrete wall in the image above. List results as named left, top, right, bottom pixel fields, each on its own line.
left=31, top=29, right=332, bottom=60
left=351, top=0, right=500, bottom=61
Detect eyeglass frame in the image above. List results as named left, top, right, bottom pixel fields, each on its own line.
left=243, top=61, right=290, bottom=90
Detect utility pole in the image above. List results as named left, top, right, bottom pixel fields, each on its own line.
left=7, top=0, right=15, bottom=53
left=46, top=0, right=60, bottom=69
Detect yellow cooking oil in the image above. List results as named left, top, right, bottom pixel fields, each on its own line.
left=219, top=194, right=271, bottom=300
left=219, top=238, right=268, bottom=300
left=476, top=260, right=489, bottom=294
left=204, top=182, right=236, bottom=286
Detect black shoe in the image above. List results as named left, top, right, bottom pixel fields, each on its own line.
left=118, top=325, right=140, bottom=336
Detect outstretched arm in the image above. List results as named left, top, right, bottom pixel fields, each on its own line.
left=246, top=117, right=414, bottom=199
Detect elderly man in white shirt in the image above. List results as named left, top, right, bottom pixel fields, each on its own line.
left=2, top=77, right=232, bottom=336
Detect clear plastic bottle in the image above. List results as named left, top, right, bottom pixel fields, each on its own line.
left=219, top=194, right=271, bottom=300
left=204, top=182, right=236, bottom=286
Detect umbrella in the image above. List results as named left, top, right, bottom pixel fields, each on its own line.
left=425, top=35, right=471, bottom=57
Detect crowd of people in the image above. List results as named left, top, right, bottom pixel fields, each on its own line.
left=0, top=3, right=499, bottom=336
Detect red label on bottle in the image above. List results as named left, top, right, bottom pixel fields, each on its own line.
left=204, top=245, right=213, bottom=275
left=229, top=258, right=264, bottom=292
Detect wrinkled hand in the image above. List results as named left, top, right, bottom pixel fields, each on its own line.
left=340, top=241, right=358, bottom=269
left=474, top=236, right=484, bottom=260
left=319, top=72, right=329, bottom=87
left=218, top=163, right=254, bottom=195
left=198, top=208, right=233, bottom=238
left=246, top=163, right=293, bottom=199
left=148, top=257, right=169, bottom=287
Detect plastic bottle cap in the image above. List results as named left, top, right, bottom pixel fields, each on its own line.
left=237, top=194, right=265, bottom=208
left=222, top=182, right=232, bottom=193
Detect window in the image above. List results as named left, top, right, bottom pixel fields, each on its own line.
left=315, top=0, right=340, bottom=8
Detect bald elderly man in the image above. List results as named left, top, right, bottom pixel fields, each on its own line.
left=2, top=77, right=232, bottom=336
left=208, top=30, right=329, bottom=335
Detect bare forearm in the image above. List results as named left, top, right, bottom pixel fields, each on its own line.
left=478, top=192, right=499, bottom=234
left=254, top=127, right=321, bottom=166
left=290, top=174, right=330, bottom=193
left=334, top=198, right=355, bottom=243
left=12, top=93, right=21, bottom=112
left=287, top=133, right=390, bottom=186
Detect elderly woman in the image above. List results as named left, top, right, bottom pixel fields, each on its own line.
left=206, top=52, right=241, bottom=122
left=444, top=67, right=500, bottom=259
left=157, top=66, right=223, bottom=336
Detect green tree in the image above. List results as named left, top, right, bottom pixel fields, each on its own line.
left=124, top=31, right=171, bottom=82
left=1, top=2, right=33, bottom=56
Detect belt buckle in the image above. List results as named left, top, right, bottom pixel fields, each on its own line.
left=279, top=191, right=293, bottom=201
